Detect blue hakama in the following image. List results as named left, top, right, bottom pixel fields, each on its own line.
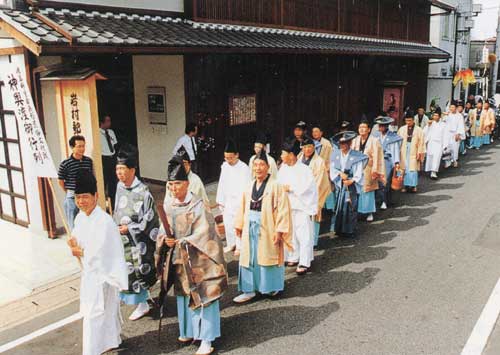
left=403, top=142, right=418, bottom=187
left=325, top=191, right=336, bottom=210
left=483, top=134, right=491, bottom=145
left=120, top=288, right=149, bottom=305
left=358, top=190, right=376, bottom=214
left=471, top=136, right=483, bottom=149
left=238, top=210, right=285, bottom=294
left=313, top=221, right=320, bottom=247
left=177, top=296, right=221, bottom=342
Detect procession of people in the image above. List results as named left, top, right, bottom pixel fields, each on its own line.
left=61, top=96, right=497, bottom=355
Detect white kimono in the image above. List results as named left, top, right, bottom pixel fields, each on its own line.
left=423, top=121, right=447, bottom=172
left=278, top=161, right=318, bottom=267
left=72, top=206, right=128, bottom=355
left=216, top=160, right=251, bottom=250
left=444, top=113, right=466, bottom=162
left=249, top=154, right=278, bottom=180
left=164, top=170, right=209, bottom=207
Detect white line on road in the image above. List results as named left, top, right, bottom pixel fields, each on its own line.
left=0, top=312, right=82, bottom=353
left=461, top=277, right=500, bottom=355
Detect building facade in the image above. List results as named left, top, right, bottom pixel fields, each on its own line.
left=427, top=0, right=478, bottom=109
left=0, top=0, right=448, bottom=235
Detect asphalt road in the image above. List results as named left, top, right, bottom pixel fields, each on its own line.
left=4, top=144, right=500, bottom=355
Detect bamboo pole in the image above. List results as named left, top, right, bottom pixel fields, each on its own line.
left=47, top=178, right=83, bottom=269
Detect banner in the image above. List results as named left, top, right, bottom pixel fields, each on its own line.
left=3, top=66, right=58, bottom=178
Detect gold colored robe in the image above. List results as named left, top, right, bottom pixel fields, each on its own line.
left=398, top=125, right=426, bottom=172
left=297, top=153, right=331, bottom=220
left=469, top=109, right=487, bottom=137
left=351, top=136, right=386, bottom=192
left=484, top=109, right=496, bottom=135
left=319, top=137, right=333, bottom=170
left=157, top=195, right=227, bottom=309
left=234, top=179, right=292, bottom=268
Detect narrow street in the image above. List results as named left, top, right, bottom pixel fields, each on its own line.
left=2, top=144, right=500, bottom=355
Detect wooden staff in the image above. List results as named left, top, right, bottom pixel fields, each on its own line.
left=47, top=178, right=82, bottom=269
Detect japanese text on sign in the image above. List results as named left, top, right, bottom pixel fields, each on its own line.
left=4, top=66, right=57, bottom=177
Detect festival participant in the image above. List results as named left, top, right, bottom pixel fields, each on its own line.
left=69, top=171, right=128, bottom=355
left=278, top=139, right=318, bottom=275
left=168, top=146, right=210, bottom=206
left=248, top=133, right=278, bottom=180
left=114, top=145, right=159, bottom=321
left=298, top=137, right=331, bottom=246
left=398, top=113, right=425, bottom=193
left=372, top=117, right=402, bottom=209
left=311, top=124, right=333, bottom=170
left=293, top=121, right=307, bottom=143
left=351, top=121, right=385, bottom=222
left=482, top=99, right=496, bottom=145
left=443, top=101, right=465, bottom=168
left=330, top=131, right=368, bottom=238
left=157, top=157, right=227, bottom=355
left=423, top=109, right=448, bottom=179
left=457, top=101, right=469, bottom=155
left=469, top=100, right=486, bottom=149
left=232, top=150, right=292, bottom=303
left=216, top=139, right=251, bottom=255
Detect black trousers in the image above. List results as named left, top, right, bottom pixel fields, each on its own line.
left=102, top=155, right=117, bottom=209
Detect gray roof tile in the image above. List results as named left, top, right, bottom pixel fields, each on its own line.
left=0, top=7, right=450, bottom=58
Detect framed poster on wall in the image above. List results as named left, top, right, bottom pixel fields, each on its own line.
left=229, top=94, right=257, bottom=126
left=147, top=86, right=167, bottom=125
left=382, top=82, right=406, bottom=127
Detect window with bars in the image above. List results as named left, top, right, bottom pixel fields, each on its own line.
left=0, top=81, right=29, bottom=226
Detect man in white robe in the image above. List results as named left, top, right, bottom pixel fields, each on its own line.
left=423, top=110, right=448, bottom=179
left=171, top=146, right=210, bottom=206
left=443, top=101, right=466, bottom=168
left=68, top=171, right=128, bottom=355
left=278, top=139, right=318, bottom=275
left=216, top=139, right=251, bottom=255
left=248, top=134, right=278, bottom=180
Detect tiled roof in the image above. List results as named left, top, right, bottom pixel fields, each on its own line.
left=0, top=8, right=450, bottom=58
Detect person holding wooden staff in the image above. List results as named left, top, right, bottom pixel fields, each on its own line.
left=157, top=156, right=227, bottom=355
left=68, top=170, right=128, bottom=355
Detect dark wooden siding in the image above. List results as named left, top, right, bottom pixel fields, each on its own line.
left=189, top=0, right=431, bottom=43
left=185, top=54, right=429, bottom=182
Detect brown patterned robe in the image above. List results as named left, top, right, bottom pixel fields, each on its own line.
left=156, top=193, right=227, bottom=309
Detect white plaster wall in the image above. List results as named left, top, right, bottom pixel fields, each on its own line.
left=47, top=0, right=183, bottom=12
left=427, top=77, right=462, bottom=108
left=132, top=55, right=186, bottom=182
left=0, top=53, right=44, bottom=234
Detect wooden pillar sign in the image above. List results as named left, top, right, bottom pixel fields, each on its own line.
left=49, top=71, right=107, bottom=208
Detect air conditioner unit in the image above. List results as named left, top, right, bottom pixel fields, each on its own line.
left=472, top=3, right=482, bottom=14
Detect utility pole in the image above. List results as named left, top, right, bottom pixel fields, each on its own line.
left=491, top=8, right=500, bottom=97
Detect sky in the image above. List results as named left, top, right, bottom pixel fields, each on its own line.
left=470, top=0, right=499, bottom=40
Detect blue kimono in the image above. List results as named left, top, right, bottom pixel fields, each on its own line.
left=330, top=149, right=368, bottom=237
left=372, top=131, right=402, bottom=205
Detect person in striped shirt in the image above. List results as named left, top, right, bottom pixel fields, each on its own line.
left=58, top=135, right=94, bottom=230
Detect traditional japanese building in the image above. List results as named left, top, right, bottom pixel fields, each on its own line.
left=0, top=0, right=449, bottom=236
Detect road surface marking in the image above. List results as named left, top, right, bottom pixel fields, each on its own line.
left=0, top=312, right=82, bottom=353
left=461, top=277, right=500, bottom=355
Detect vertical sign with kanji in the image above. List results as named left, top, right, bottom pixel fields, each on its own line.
left=3, top=66, right=58, bottom=177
